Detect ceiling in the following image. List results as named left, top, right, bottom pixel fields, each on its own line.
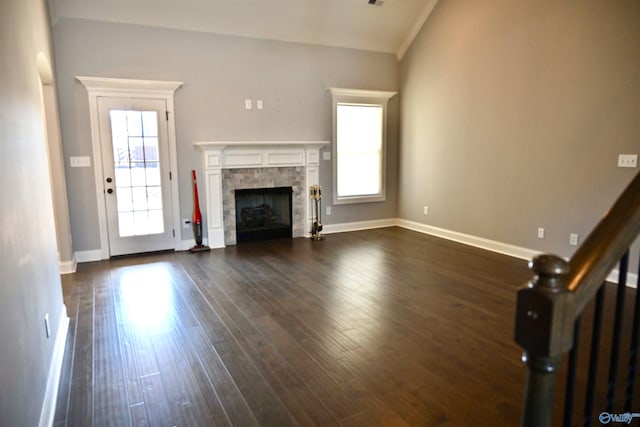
left=49, top=0, right=438, bottom=59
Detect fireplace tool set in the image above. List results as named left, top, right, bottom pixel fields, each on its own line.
left=310, top=185, right=325, bottom=240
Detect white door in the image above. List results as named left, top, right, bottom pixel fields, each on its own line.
left=97, top=97, right=174, bottom=256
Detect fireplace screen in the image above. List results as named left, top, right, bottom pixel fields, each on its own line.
left=234, top=187, right=293, bottom=243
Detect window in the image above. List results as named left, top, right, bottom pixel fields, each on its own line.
left=330, top=88, right=396, bottom=204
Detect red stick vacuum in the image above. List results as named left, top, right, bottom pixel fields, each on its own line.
left=189, top=170, right=210, bottom=253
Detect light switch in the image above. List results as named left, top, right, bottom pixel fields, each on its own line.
left=70, top=156, right=91, bottom=167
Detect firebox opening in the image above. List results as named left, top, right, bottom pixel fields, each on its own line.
left=234, top=187, right=293, bottom=243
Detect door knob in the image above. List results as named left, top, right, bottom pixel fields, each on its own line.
left=107, top=188, right=113, bottom=194
left=106, top=177, right=112, bottom=183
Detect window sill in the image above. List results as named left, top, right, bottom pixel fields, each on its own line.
left=333, top=194, right=386, bottom=205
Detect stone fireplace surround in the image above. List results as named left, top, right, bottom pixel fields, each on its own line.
left=194, top=141, right=328, bottom=248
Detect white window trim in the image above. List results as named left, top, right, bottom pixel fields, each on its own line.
left=76, top=76, right=183, bottom=259
left=329, top=87, right=396, bottom=205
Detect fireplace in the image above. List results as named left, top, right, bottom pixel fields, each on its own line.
left=194, top=140, right=328, bottom=248
left=235, top=187, right=293, bottom=243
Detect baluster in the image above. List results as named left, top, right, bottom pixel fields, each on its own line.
left=583, top=284, right=605, bottom=427
left=606, top=251, right=629, bottom=412
left=563, top=316, right=581, bottom=427
left=515, top=254, right=575, bottom=427
left=624, top=252, right=639, bottom=411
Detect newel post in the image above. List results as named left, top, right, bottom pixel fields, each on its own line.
left=514, top=254, right=575, bottom=427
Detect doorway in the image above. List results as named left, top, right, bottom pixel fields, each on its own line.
left=97, top=97, right=174, bottom=256
left=76, top=76, right=184, bottom=261
left=77, top=77, right=183, bottom=260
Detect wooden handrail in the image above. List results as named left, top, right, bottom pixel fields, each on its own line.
left=568, top=170, right=640, bottom=314
left=515, top=169, right=640, bottom=427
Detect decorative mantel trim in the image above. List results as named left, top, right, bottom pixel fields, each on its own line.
left=194, top=141, right=327, bottom=169
left=194, top=140, right=329, bottom=248
left=195, top=140, right=328, bottom=148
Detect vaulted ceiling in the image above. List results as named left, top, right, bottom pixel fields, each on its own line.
left=49, top=0, right=438, bottom=59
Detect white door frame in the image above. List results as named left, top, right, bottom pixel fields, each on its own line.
left=77, top=76, right=183, bottom=259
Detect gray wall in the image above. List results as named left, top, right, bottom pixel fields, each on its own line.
left=0, top=0, right=67, bottom=425
left=52, top=18, right=399, bottom=252
left=399, top=1, right=640, bottom=267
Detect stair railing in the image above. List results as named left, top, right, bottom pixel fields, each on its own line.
left=514, top=170, right=640, bottom=427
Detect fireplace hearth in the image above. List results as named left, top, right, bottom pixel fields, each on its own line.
left=235, top=187, right=293, bottom=243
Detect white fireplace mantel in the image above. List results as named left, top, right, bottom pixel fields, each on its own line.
left=194, top=140, right=329, bottom=248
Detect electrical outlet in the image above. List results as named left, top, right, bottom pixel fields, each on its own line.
left=423, top=206, right=429, bottom=215
left=537, top=228, right=544, bottom=239
left=618, top=154, right=638, bottom=168
left=256, top=100, right=263, bottom=110
left=183, top=218, right=191, bottom=229
left=244, top=99, right=252, bottom=110
left=570, top=233, right=579, bottom=246
left=326, top=206, right=332, bottom=215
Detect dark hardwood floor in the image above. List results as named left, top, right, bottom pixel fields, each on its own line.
left=52, top=227, right=636, bottom=426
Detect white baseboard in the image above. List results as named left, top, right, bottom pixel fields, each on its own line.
left=59, top=256, right=77, bottom=274
left=396, top=218, right=540, bottom=261
left=39, top=305, right=70, bottom=427
left=322, top=218, right=398, bottom=235
left=75, top=249, right=103, bottom=263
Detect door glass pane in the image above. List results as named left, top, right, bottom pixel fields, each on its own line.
left=131, top=187, right=148, bottom=211
left=126, top=111, right=143, bottom=136
left=114, top=166, right=131, bottom=187
left=109, top=109, right=164, bottom=237
left=142, top=111, right=158, bottom=137
left=130, top=167, right=146, bottom=188
left=116, top=187, right=133, bottom=212
left=118, top=212, right=135, bottom=237
left=143, top=138, right=159, bottom=161
left=129, top=137, right=144, bottom=166
left=148, top=210, right=164, bottom=233
left=133, top=211, right=150, bottom=234
left=145, top=162, right=160, bottom=186
left=147, top=186, right=162, bottom=210
left=110, top=111, right=127, bottom=137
